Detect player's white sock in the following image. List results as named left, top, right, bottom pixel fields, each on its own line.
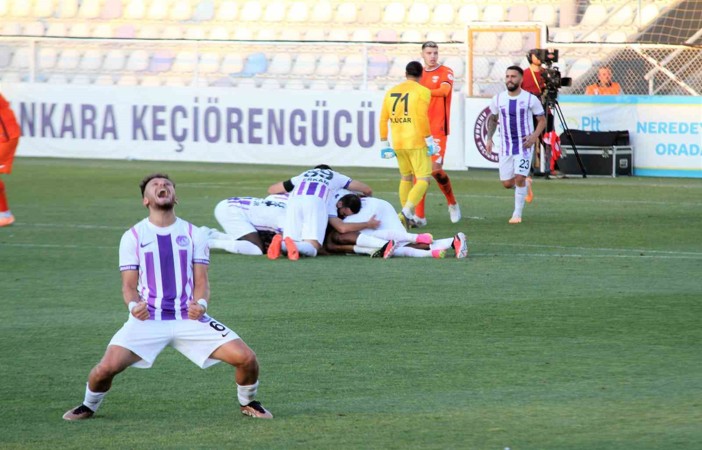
left=237, top=380, right=259, bottom=406
left=514, top=185, right=527, bottom=218
left=83, top=383, right=107, bottom=412
left=222, top=240, right=263, bottom=255
left=353, top=245, right=375, bottom=255
left=356, top=234, right=387, bottom=249
left=296, top=241, right=318, bottom=257
left=393, top=246, right=432, bottom=258
left=368, top=229, right=413, bottom=243
left=430, top=238, right=453, bottom=250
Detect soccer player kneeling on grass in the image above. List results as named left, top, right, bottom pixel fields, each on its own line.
left=63, top=173, right=272, bottom=421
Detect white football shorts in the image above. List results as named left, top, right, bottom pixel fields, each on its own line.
left=499, top=150, right=533, bottom=181
left=214, top=200, right=256, bottom=240
left=109, top=314, right=240, bottom=369
left=283, top=195, right=327, bottom=245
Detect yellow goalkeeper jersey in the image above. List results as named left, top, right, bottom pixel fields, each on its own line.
left=379, top=80, right=432, bottom=150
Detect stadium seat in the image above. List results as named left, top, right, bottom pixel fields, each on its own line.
left=376, top=29, right=398, bottom=42
left=260, top=78, right=281, bottom=90
left=609, top=5, right=634, bottom=26
left=164, top=76, right=187, bottom=87
left=263, top=1, right=286, bottom=21
left=137, top=24, right=161, bottom=39
left=161, top=25, right=184, bottom=40
left=185, top=27, right=206, bottom=40
left=581, top=31, right=602, bottom=43
left=117, top=74, right=139, bottom=86
left=388, top=57, right=408, bottom=77
left=365, top=80, right=385, bottom=91
left=45, top=23, right=68, bottom=37
left=140, top=75, right=162, bottom=86
left=232, top=28, right=254, bottom=40
left=383, top=2, right=405, bottom=23
left=221, top=53, right=244, bottom=74
left=71, top=74, right=92, bottom=85
left=286, top=2, right=308, bottom=22
left=68, top=23, right=92, bottom=38
left=242, top=52, right=268, bottom=76
left=350, top=28, right=373, bottom=42
left=170, top=2, right=192, bottom=21
left=92, top=24, right=115, bottom=38
left=2, top=22, right=22, bottom=35
left=407, top=2, right=430, bottom=24
left=149, top=50, right=175, bottom=72
left=114, top=24, right=136, bottom=38
left=367, top=54, right=389, bottom=78
left=210, top=76, right=234, bottom=87
left=334, top=80, right=356, bottom=91
left=308, top=79, right=330, bottom=90
left=443, top=56, right=464, bottom=78
left=474, top=33, right=498, bottom=54
left=172, top=51, right=197, bottom=72
left=56, top=0, right=79, bottom=18
left=192, top=0, right=215, bottom=22
left=23, top=21, right=45, bottom=36
left=532, top=4, right=556, bottom=27
left=328, top=29, right=350, bottom=42
left=257, top=28, right=278, bottom=41
left=551, top=29, right=575, bottom=43
left=240, top=1, right=263, bottom=21
left=57, top=49, right=81, bottom=70
left=605, top=30, right=628, bottom=43
left=148, top=0, right=169, bottom=20
left=488, top=56, right=513, bottom=80
left=507, top=4, right=530, bottom=22
left=567, top=58, right=593, bottom=80
left=125, top=50, right=150, bottom=72
left=291, top=53, right=316, bottom=75
left=94, top=74, right=115, bottom=86
left=310, top=1, right=332, bottom=22
left=341, top=54, right=364, bottom=77
left=358, top=3, right=381, bottom=24
left=426, top=31, right=447, bottom=43
left=234, top=77, right=258, bottom=89
left=335, top=2, right=357, bottom=23
left=209, top=26, right=229, bottom=40
left=303, top=29, right=326, bottom=41
left=498, top=32, right=524, bottom=53
left=482, top=5, right=505, bottom=22
left=216, top=1, right=238, bottom=21
left=199, top=52, right=220, bottom=73
left=432, top=4, right=454, bottom=24
left=124, top=0, right=146, bottom=20
left=103, top=49, right=127, bottom=71
left=316, top=54, right=340, bottom=76
left=10, top=0, right=32, bottom=17
left=400, top=30, right=423, bottom=43
left=284, top=79, right=306, bottom=90
left=33, top=0, right=54, bottom=18
left=101, top=0, right=124, bottom=20
left=38, top=48, right=58, bottom=69
left=580, top=4, right=608, bottom=27
left=472, top=56, right=490, bottom=80
left=267, top=53, right=292, bottom=74
left=279, top=29, right=302, bottom=41
left=457, top=4, right=480, bottom=24
left=47, top=73, right=70, bottom=84
left=79, top=49, right=103, bottom=71
left=640, top=3, right=659, bottom=26
left=0, top=47, right=14, bottom=68
left=78, top=0, right=101, bottom=19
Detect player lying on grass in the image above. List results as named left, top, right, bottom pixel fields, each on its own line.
left=325, top=191, right=468, bottom=259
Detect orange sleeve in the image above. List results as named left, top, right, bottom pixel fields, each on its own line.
left=430, top=83, right=452, bottom=98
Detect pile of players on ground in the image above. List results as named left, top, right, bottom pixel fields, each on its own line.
left=205, top=165, right=468, bottom=260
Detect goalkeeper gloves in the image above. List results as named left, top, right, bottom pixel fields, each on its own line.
left=425, top=136, right=439, bottom=156
left=380, top=140, right=396, bottom=159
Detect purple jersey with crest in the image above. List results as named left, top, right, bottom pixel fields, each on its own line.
left=489, top=90, right=544, bottom=156
left=119, top=217, right=209, bottom=321
left=289, top=168, right=352, bottom=202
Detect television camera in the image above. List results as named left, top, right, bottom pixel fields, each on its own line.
left=528, top=49, right=572, bottom=103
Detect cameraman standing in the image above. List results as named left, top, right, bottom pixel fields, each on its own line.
left=522, top=49, right=556, bottom=179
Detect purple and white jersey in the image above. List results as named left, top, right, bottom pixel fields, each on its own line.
left=119, top=217, right=209, bottom=321
left=225, top=196, right=286, bottom=233
left=289, top=168, right=352, bottom=203
left=489, top=90, right=544, bottom=156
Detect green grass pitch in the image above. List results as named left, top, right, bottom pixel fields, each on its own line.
left=1, top=158, right=701, bottom=449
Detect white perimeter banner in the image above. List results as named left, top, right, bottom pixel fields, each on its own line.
left=4, top=83, right=467, bottom=171
left=464, top=94, right=702, bottom=178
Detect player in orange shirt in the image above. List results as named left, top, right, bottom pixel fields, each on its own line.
left=0, top=93, right=21, bottom=227
left=415, top=41, right=461, bottom=226
left=585, top=66, right=622, bottom=95
left=379, top=61, right=439, bottom=229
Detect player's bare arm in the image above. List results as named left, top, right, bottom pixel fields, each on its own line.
left=188, top=263, right=209, bottom=320
left=523, top=114, right=547, bottom=148
left=347, top=180, right=372, bottom=197
left=122, top=270, right=148, bottom=321
left=328, top=215, right=380, bottom=234
left=486, top=114, right=499, bottom=152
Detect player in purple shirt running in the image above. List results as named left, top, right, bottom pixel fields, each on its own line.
left=63, top=173, right=273, bottom=421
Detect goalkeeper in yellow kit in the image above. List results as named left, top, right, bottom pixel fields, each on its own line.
left=379, top=61, right=439, bottom=229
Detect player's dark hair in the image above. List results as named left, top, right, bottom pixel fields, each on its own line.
left=339, top=194, right=361, bottom=214
left=421, top=41, right=438, bottom=50
left=140, top=173, right=173, bottom=197
left=406, top=61, right=423, bottom=78
left=507, top=65, right=524, bottom=76
left=314, top=164, right=333, bottom=171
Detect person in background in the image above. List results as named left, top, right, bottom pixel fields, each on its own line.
left=0, top=92, right=21, bottom=227
left=585, top=66, right=622, bottom=95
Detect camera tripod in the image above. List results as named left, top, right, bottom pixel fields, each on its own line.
left=545, top=97, right=587, bottom=178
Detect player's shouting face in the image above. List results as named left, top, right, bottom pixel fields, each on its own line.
left=143, top=177, right=177, bottom=211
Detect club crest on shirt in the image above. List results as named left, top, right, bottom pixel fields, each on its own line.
left=473, top=107, right=499, bottom=163
left=176, top=235, right=190, bottom=247
left=432, top=76, right=439, bottom=83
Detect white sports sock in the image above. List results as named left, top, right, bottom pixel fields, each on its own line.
left=296, top=241, right=318, bottom=257
left=83, top=383, right=107, bottom=412
left=393, top=246, right=432, bottom=258
left=356, top=234, right=387, bottom=249
left=367, top=229, right=413, bottom=243
left=353, top=245, right=375, bottom=255
left=514, top=185, right=527, bottom=217
left=224, top=240, right=263, bottom=255
left=430, top=238, right=453, bottom=250
left=237, top=380, right=259, bottom=406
